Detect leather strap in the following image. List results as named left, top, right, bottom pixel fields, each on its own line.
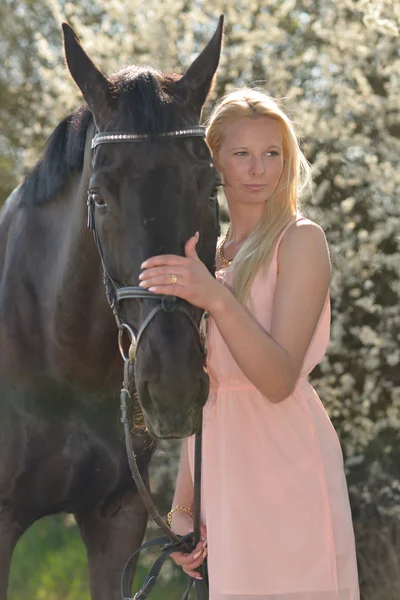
left=86, top=125, right=216, bottom=599
left=120, top=360, right=208, bottom=599
left=121, top=533, right=208, bottom=600
left=92, top=126, right=206, bottom=150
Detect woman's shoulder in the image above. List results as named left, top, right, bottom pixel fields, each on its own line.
left=277, top=215, right=331, bottom=274
left=279, top=215, right=327, bottom=248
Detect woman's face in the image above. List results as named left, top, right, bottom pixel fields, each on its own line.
left=217, top=116, right=284, bottom=206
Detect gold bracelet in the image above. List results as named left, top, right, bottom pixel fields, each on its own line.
left=167, top=505, right=193, bottom=527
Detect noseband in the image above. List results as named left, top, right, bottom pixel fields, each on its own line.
left=87, top=125, right=211, bottom=361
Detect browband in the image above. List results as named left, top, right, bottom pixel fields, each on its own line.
left=91, top=126, right=206, bottom=150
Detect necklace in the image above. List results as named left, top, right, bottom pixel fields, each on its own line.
left=217, top=225, right=232, bottom=268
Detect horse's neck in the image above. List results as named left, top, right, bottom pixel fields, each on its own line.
left=48, top=172, right=120, bottom=387
left=0, top=133, right=120, bottom=390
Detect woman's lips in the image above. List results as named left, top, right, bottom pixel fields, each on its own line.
left=244, top=184, right=267, bottom=191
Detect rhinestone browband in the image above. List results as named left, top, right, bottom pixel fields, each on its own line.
left=91, top=126, right=206, bottom=149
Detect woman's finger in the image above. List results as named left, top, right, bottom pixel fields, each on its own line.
left=179, top=551, right=208, bottom=571
left=141, top=255, right=188, bottom=269
left=139, top=266, right=187, bottom=281
left=184, top=234, right=201, bottom=262
left=170, top=551, right=192, bottom=566
left=170, top=540, right=207, bottom=565
left=139, top=274, right=186, bottom=289
left=192, top=544, right=207, bottom=561
left=183, top=568, right=203, bottom=579
left=170, top=551, right=203, bottom=566
left=147, top=284, right=187, bottom=296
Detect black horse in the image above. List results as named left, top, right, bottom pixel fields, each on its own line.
left=0, top=18, right=223, bottom=600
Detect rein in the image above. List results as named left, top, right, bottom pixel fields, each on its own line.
left=87, top=125, right=212, bottom=600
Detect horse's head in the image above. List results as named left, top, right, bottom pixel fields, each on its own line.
left=63, top=19, right=223, bottom=439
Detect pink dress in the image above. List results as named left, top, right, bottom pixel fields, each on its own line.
left=187, top=215, right=359, bottom=600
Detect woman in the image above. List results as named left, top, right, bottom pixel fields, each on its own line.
left=139, top=89, right=359, bottom=600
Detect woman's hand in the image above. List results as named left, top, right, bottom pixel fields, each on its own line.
left=169, top=511, right=208, bottom=580
left=139, top=232, right=223, bottom=313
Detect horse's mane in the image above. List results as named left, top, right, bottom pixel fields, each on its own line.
left=21, top=66, right=182, bottom=206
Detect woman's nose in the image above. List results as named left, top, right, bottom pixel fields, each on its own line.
left=250, top=157, right=265, bottom=177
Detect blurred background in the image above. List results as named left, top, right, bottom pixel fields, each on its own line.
left=1, top=0, right=399, bottom=598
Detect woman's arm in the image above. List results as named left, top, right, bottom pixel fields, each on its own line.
left=209, top=222, right=331, bottom=402
left=171, top=438, right=194, bottom=512
left=169, top=439, right=208, bottom=578
left=139, top=221, right=330, bottom=403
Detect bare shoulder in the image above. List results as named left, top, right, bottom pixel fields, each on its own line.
left=278, top=218, right=331, bottom=272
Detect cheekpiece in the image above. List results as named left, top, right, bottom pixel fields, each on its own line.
left=91, top=126, right=206, bottom=150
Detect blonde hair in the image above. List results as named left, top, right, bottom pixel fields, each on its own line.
left=205, top=88, right=312, bottom=305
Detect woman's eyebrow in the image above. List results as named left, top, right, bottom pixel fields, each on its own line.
left=230, top=144, right=282, bottom=150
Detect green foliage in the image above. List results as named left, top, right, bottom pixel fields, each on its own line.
left=9, top=516, right=89, bottom=600
left=9, top=514, right=194, bottom=600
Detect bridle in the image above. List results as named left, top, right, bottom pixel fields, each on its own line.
left=87, top=125, right=210, bottom=363
left=87, top=125, right=217, bottom=600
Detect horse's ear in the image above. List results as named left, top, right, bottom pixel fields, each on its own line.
left=172, top=15, right=224, bottom=117
left=62, top=22, right=113, bottom=128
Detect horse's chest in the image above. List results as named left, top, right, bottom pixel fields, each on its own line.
left=1, top=395, right=137, bottom=518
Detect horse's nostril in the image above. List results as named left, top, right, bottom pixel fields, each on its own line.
left=139, top=375, right=206, bottom=440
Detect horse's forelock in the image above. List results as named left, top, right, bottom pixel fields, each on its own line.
left=109, top=67, right=185, bottom=134
left=20, top=67, right=187, bottom=207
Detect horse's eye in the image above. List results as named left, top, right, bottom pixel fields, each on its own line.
left=92, top=193, right=107, bottom=208
left=209, top=187, right=219, bottom=200
left=209, top=179, right=222, bottom=203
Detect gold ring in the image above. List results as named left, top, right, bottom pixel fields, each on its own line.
left=171, top=274, right=178, bottom=285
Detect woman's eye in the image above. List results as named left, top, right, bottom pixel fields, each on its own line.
left=233, top=150, right=280, bottom=157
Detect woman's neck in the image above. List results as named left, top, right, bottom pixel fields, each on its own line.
left=225, top=202, right=264, bottom=244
